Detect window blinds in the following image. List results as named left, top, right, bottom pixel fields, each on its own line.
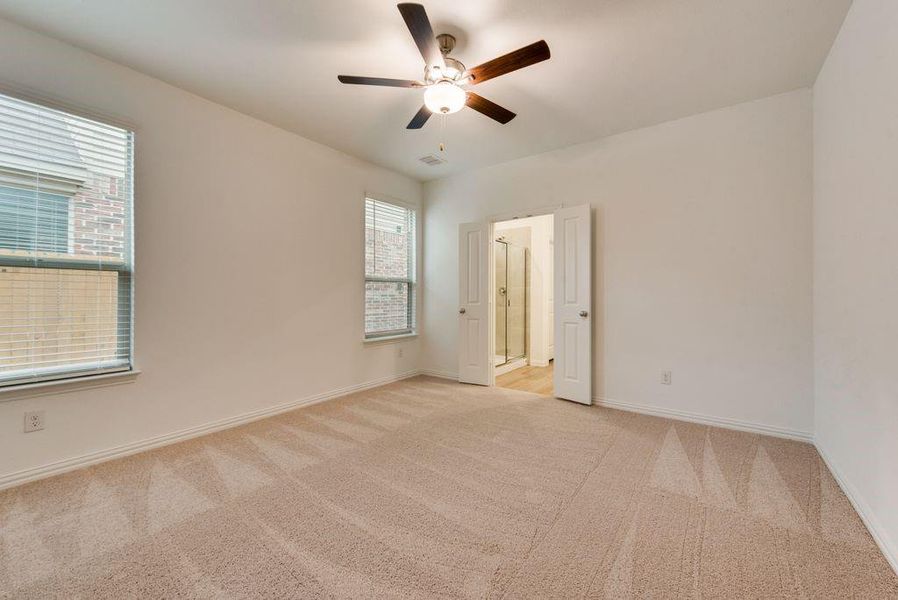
left=364, top=198, right=415, bottom=338
left=0, top=92, right=134, bottom=386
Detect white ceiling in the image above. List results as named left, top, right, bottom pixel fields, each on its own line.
left=0, top=0, right=851, bottom=181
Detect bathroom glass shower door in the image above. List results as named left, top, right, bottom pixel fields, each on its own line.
left=495, top=239, right=527, bottom=367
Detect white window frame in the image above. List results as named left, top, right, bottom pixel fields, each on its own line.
left=363, top=195, right=418, bottom=342
left=0, top=89, right=136, bottom=391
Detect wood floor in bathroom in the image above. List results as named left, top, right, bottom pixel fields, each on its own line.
left=495, top=362, right=554, bottom=395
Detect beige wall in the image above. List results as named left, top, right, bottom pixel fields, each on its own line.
left=423, top=90, right=814, bottom=437
left=0, top=17, right=422, bottom=482
left=813, top=0, right=898, bottom=571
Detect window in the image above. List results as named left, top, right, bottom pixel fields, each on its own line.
left=364, top=197, right=416, bottom=339
left=0, top=187, right=69, bottom=254
left=0, top=92, right=134, bottom=387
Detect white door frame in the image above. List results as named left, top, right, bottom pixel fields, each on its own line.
left=487, top=205, right=561, bottom=387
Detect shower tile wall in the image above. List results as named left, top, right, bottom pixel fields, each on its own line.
left=506, top=244, right=527, bottom=359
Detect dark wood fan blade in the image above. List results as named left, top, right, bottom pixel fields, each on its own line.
left=407, top=105, right=432, bottom=129
left=337, top=75, right=422, bottom=87
left=397, top=3, right=446, bottom=70
left=468, top=40, right=550, bottom=85
left=465, top=92, right=516, bottom=124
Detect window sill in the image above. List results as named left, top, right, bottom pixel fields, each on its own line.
left=363, top=333, right=418, bottom=344
left=0, top=369, right=141, bottom=402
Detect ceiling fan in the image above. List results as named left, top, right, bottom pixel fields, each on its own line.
left=338, top=3, right=550, bottom=129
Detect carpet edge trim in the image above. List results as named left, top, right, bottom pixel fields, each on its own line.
left=418, top=369, right=458, bottom=380
left=595, top=396, right=813, bottom=442
left=815, top=441, right=898, bottom=577
left=0, top=369, right=422, bottom=491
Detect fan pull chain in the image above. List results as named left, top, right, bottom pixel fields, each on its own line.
left=439, top=114, right=447, bottom=154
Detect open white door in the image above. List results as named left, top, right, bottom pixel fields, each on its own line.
left=458, top=222, right=491, bottom=385
left=553, top=205, right=592, bottom=404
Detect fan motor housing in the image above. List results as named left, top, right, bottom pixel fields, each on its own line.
left=422, top=34, right=466, bottom=83
left=425, top=57, right=467, bottom=84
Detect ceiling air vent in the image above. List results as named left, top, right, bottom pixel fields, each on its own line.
left=418, top=154, right=445, bottom=166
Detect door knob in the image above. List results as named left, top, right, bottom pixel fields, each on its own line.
left=579, top=310, right=588, bottom=318
left=459, top=308, right=466, bottom=314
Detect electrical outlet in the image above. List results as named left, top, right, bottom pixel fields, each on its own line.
left=398, top=347, right=404, bottom=358
left=24, top=411, right=45, bottom=433
left=661, top=370, right=672, bottom=385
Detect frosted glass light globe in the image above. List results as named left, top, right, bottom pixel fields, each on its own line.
left=424, top=81, right=466, bottom=115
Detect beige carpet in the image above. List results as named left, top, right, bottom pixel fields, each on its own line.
left=1, top=376, right=896, bottom=599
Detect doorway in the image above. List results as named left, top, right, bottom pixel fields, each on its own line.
left=492, top=214, right=554, bottom=394
left=457, top=204, right=591, bottom=404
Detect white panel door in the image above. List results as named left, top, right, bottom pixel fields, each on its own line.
left=458, top=222, right=491, bottom=385
left=553, top=205, right=592, bottom=404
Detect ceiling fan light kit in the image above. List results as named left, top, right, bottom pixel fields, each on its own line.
left=338, top=3, right=551, bottom=130
left=424, top=81, right=466, bottom=114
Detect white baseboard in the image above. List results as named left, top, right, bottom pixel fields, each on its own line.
left=495, top=357, right=527, bottom=376
left=529, top=359, right=550, bottom=368
left=815, top=441, right=898, bottom=576
left=0, top=369, right=422, bottom=491
left=418, top=369, right=458, bottom=380
left=5, top=369, right=894, bottom=581
left=595, top=397, right=813, bottom=442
